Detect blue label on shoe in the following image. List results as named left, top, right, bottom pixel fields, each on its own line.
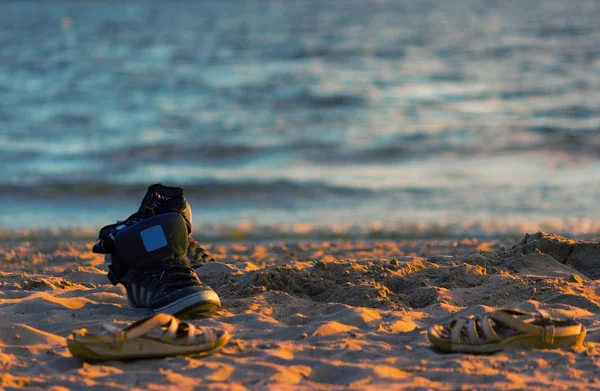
left=140, top=225, right=168, bottom=252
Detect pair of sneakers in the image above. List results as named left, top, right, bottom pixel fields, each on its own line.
left=93, top=184, right=220, bottom=317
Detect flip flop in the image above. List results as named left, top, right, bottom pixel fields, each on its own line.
left=67, top=313, right=231, bottom=361
left=428, top=309, right=586, bottom=354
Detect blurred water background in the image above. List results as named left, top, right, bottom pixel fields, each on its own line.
left=1, top=0, right=600, bottom=239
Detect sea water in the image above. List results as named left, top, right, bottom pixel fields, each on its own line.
left=1, top=0, right=599, bottom=238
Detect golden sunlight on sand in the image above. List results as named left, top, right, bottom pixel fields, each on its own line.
left=1, top=232, right=600, bottom=389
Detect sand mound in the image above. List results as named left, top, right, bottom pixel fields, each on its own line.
left=195, top=234, right=600, bottom=315
left=513, top=231, right=600, bottom=279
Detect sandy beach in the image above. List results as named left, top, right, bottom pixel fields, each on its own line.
left=3, top=1, right=600, bottom=390
left=1, top=232, right=600, bottom=390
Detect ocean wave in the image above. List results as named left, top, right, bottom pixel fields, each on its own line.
left=533, top=105, right=598, bottom=119
left=0, top=179, right=375, bottom=204
left=536, top=25, right=591, bottom=38
left=220, top=83, right=367, bottom=109
left=85, top=127, right=600, bottom=168
left=268, top=43, right=401, bottom=61
left=91, top=139, right=339, bottom=165
left=98, top=143, right=264, bottom=164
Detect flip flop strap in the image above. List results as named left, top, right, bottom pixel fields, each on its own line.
left=490, top=310, right=582, bottom=344
left=450, top=314, right=501, bottom=344
left=479, top=314, right=502, bottom=343
left=97, top=314, right=181, bottom=347
left=160, top=316, right=181, bottom=342
left=466, top=317, right=481, bottom=345
left=449, top=310, right=582, bottom=345
left=143, top=315, right=207, bottom=345
left=450, top=317, right=470, bottom=344
left=200, top=326, right=216, bottom=345
left=77, top=314, right=211, bottom=348
left=183, top=322, right=198, bottom=344
left=141, top=316, right=201, bottom=344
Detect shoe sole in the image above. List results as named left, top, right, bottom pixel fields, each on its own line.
left=154, top=289, right=221, bottom=317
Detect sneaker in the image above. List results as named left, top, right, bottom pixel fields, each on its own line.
left=124, top=257, right=221, bottom=317
left=92, top=184, right=221, bottom=316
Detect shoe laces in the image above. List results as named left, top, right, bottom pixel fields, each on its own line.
left=134, top=258, right=202, bottom=292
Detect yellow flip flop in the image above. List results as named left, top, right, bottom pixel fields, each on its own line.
left=428, top=309, right=586, bottom=354
left=67, top=313, right=230, bottom=361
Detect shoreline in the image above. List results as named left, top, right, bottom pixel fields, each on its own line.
left=3, top=222, right=600, bottom=244
left=1, top=232, right=600, bottom=389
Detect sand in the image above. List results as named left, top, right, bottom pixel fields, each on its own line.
left=2, top=232, right=600, bottom=390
